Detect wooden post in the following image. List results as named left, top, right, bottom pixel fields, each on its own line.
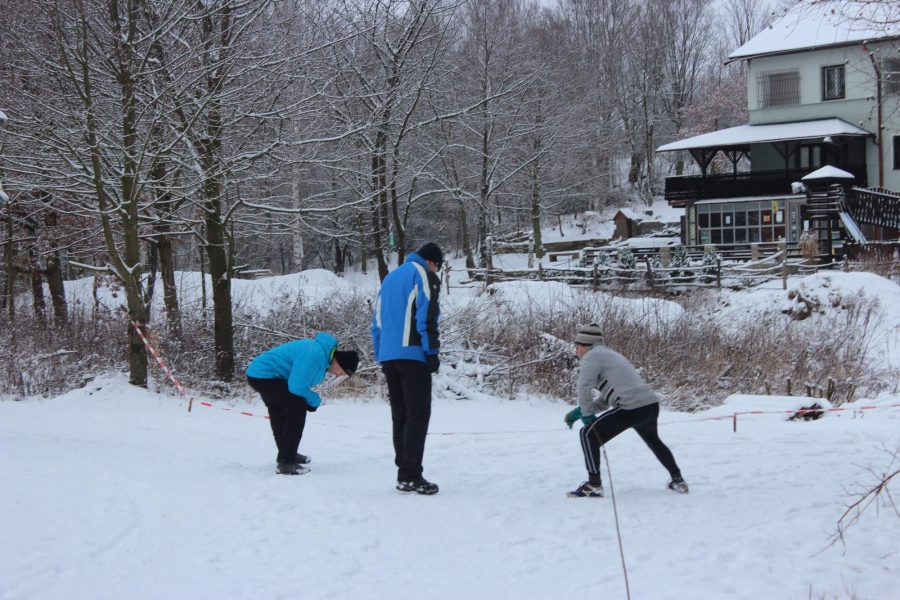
left=592, top=261, right=599, bottom=292
left=646, top=258, right=653, bottom=291
left=786, top=377, right=792, bottom=396
left=716, top=258, right=722, bottom=289
left=751, top=242, right=759, bottom=262
left=538, top=262, right=543, bottom=281
left=485, top=236, right=494, bottom=288
left=779, top=240, right=788, bottom=290
left=660, top=246, right=671, bottom=268
left=733, top=413, right=737, bottom=433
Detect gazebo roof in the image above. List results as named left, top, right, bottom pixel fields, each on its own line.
left=656, top=119, right=872, bottom=153
left=801, top=166, right=856, bottom=181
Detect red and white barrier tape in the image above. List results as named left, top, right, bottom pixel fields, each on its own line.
left=122, top=310, right=900, bottom=432
left=659, top=403, right=900, bottom=432
left=126, top=313, right=196, bottom=412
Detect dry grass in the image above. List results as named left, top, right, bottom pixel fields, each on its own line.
left=0, top=282, right=892, bottom=410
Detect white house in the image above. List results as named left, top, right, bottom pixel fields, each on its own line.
left=657, top=2, right=900, bottom=250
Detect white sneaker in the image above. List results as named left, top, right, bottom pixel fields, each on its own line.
left=668, top=476, right=689, bottom=494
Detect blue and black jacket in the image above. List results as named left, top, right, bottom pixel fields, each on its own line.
left=371, top=252, right=441, bottom=364
left=245, top=332, right=337, bottom=409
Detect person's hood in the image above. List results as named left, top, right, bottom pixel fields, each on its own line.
left=314, top=332, right=338, bottom=361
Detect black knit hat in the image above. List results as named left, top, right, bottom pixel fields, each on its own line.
left=417, top=242, right=443, bottom=269
left=334, top=350, right=359, bottom=377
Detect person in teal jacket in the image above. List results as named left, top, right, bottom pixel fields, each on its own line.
left=246, top=332, right=359, bottom=475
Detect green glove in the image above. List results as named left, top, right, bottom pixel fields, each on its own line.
left=581, top=414, right=598, bottom=426
left=564, top=406, right=583, bottom=429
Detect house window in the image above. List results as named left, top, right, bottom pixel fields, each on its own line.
left=894, top=136, right=900, bottom=170
left=822, top=65, right=845, bottom=100
left=757, top=68, right=801, bottom=108
left=881, top=59, right=900, bottom=96
left=697, top=201, right=787, bottom=245
left=798, top=145, right=823, bottom=169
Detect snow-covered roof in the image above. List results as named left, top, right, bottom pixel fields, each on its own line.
left=801, top=165, right=856, bottom=181
left=729, top=2, right=900, bottom=61
left=614, top=208, right=644, bottom=221
left=656, top=118, right=872, bottom=152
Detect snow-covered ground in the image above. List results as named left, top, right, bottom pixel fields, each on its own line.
left=7, top=206, right=900, bottom=598
left=2, top=375, right=898, bottom=599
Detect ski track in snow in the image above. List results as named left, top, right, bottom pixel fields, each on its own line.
left=2, top=376, right=899, bottom=599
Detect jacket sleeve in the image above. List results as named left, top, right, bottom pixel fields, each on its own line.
left=415, top=269, right=441, bottom=354
left=371, top=293, right=382, bottom=358
left=287, top=356, right=323, bottom=408
left=576, top=350, right=605, bottom=417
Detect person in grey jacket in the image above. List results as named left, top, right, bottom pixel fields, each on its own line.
left=564, top=323, right=688, bottom=498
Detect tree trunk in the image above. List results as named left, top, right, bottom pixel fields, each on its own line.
left=144, top=239, right=158, bottom=312
left=157, top=233, right=181, bottom=337
left=206, top=213, right=234, bottom=382
left=45, top=248, right=68, bottom=327
left=531, top=171, right=544, bottom=259
left=124, top=286, right=149, bottom=388
left=334, top=238, right=344, bottom=274
left=371, top=198, right=389, bottom=281
left=628, top=152, right=642, bottom=185
left=30, top=265, right=46, bottom=323
left=457, top=200, right=475, bottom=277
left=5, top=205, right=14, bottom=333
left=358, top=214, right=367, bottom=275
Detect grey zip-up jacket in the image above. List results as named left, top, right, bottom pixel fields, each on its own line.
left=577, top=343, right=658, bottom=416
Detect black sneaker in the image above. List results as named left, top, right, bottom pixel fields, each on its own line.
left=567, top=481, right=604, bottom=498
left=668, top=476, right=689, bottom=494
left=293, top=453, right=311, bottom=465
left=396, top=477, right=439, bottom=495
left=276, top=461, right=309, bottom=475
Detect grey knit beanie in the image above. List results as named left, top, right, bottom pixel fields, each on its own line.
left=574, top=323, right=604, bottom=346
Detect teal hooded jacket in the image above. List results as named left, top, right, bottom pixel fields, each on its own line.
left=245, top=332, right=337, bottom=408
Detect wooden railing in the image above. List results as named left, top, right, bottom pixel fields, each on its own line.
left=664, top=165, right=868, bottom=202
left=582, top=241, right=802, bottom=264
left=847, top=187, right=900, bottom=230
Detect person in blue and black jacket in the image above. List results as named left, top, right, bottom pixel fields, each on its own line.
left=246, top=332, right=358, bottom=475
left=371, top=242, right=443, bottom=495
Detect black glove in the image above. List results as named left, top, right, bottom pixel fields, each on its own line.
left=307, top=405, right=317, bottom=413
left=426, top=354, right=440, bottom=374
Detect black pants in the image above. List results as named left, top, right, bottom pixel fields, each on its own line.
left=247, top=376, right=309, bottom=463
left=382, top=360, right=432, bottom=481
left=579, top=403, right=680, bottom=482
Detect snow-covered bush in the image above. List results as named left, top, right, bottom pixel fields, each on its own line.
left=669, top=245, right=694, bottom=284
left=700, top=247, right=721, bottom=284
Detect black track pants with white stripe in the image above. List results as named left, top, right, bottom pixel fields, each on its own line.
left=579, top=403, right=681, bottom=482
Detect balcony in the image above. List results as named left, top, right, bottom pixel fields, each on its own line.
left=664, top=165, right=868, bottom=205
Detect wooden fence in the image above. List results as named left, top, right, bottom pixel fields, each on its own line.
left=452, top=254, right=846, bottom=293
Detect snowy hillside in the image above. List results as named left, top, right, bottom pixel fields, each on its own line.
left=2, top=375, right=898, bottom=599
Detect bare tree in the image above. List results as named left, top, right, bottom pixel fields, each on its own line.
left=723, top=0, right=772, bottom=48
left=1, top=0, right=198, bottom=386
left=326, top=0, right=462, bottom=280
